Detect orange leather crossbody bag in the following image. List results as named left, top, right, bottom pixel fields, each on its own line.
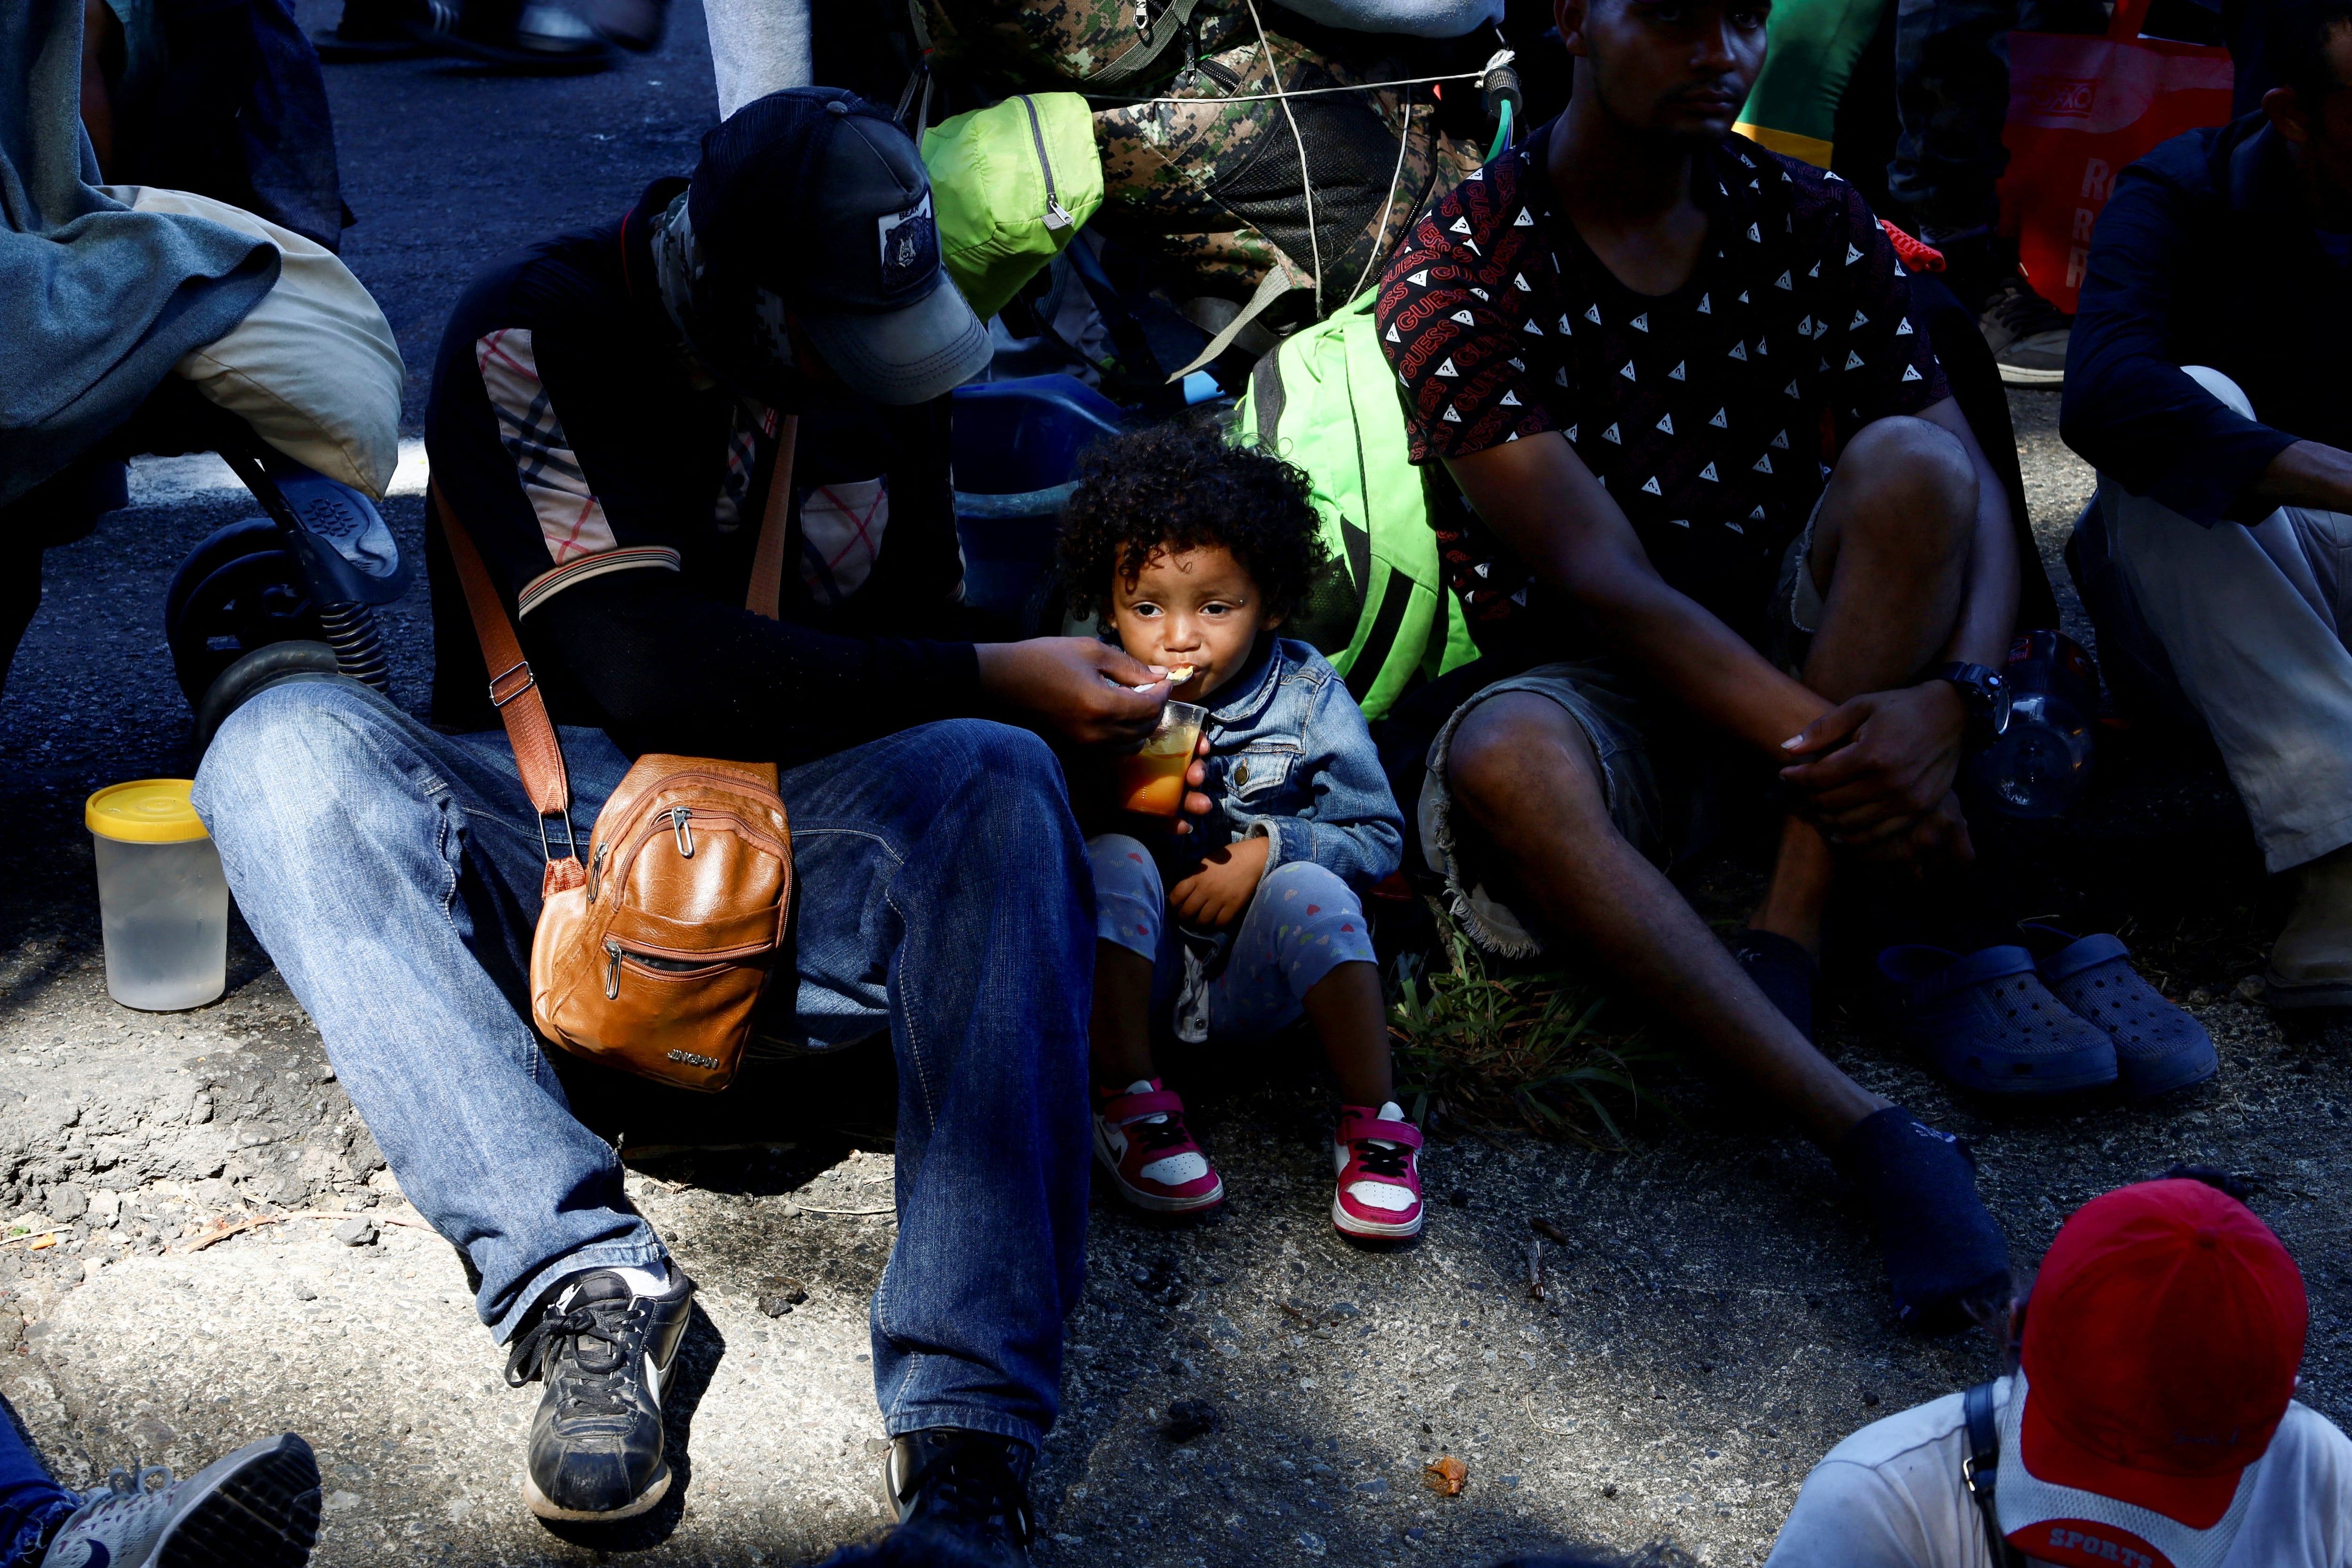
left=429, top=418, right=800, bottom=1092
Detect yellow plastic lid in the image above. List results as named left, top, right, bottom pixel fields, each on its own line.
left=86, top=779, right=208, bottom=844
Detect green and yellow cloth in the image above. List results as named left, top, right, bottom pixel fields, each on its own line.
left=1735, top=0, right=1889, bottom=167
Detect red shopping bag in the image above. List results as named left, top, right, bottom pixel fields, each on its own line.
left=1998, top=0, right=2233, bottom=313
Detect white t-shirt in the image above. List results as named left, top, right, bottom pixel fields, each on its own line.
left=1765, top=1376, right=2352, bottom=1568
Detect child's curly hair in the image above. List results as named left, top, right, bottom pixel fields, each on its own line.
left=1058, top=417, right=1329, bottom=622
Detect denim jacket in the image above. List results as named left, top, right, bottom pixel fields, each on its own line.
left=1192, top=636, right=1404, bottom=889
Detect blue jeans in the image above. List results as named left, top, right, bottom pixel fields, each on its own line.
left=192, top=680, right=1092, bottom=1450
left=0, top=1416, right=73, bottom=1568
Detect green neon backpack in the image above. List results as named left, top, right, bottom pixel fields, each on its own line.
left=921, top=92, right=1104, bottom=321
left=1233, top=289, right=1478, bottom=723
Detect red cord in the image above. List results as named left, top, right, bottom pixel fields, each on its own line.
left=1879, top=219, right=1946, bottom=273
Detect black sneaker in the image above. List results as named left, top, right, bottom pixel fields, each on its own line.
left=1979, top=276, right=2072, bottom=388
left=312, top=0, right=441, bottom=59
left=585, top=0, right=666, bottom=49
left=433, top=0, right=613, bottom=72
left=505, top=1267, right=695, bottom=1521
left=883, top=1431, right=1037, bottom=1565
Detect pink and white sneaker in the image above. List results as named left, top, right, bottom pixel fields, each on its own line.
left=1332, top=1102, right=1424, bottom=1239
left=1093, top=1080, right=1225, bottom=1214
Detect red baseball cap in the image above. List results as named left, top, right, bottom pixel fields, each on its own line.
left=2012, top=1179, right=2306, bottom=1545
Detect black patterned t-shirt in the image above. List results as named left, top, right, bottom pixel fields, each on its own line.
left=1374, top=126, right=1949, bottom=657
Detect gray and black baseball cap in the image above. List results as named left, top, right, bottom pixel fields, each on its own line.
left=687, top=87, right=989, bottom=405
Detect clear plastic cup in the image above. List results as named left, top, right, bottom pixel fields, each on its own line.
left=1116, top=701, right=1207, bottom=816
left=87, top=780, right=227, bottom=1011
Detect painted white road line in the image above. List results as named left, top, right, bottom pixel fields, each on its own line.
left=126, top=438, right=428, bottom=508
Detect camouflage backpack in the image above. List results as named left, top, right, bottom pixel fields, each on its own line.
left=920, top=0, right=1482, bottom=368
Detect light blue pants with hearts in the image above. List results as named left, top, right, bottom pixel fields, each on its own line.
left=1089, top=834, right=1377, bottom=1039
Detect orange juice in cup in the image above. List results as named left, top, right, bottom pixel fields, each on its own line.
left=1117, top=701, right=1206, bottom=817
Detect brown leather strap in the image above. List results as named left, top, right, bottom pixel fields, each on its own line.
left=431, top=483, right=574, bottom=827
left=745, top=413, right=799, bottom=621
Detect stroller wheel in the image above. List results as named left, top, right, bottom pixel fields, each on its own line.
left=165, top=520, right=321, bottom=708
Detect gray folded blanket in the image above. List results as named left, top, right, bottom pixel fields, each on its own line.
left=1, top=0, right=280, bottom=509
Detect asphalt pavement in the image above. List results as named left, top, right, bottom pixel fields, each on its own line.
left=3, top=13, right=2349, bottom=1568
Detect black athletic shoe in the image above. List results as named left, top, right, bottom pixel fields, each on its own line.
left=312, top=0, right=439, bottom=60
left=431, top=0, right=613, bottom=72
left=883, top=1431, right=1037, bottom=1566
left=585, top=0, right=666, bottom=49
left=1979, top=277, right=2072, bottom=388
left=505, top=1267, right=696, bottom=1521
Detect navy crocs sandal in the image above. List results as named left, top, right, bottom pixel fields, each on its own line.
left=1877, top=945, right=2118, bottom=1096
left=2018, top=924, right=2219, bottom=1098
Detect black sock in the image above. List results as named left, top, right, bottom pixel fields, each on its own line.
left=1833, top=1106, right=2012, bottom=1335
left=1731, top=928, right=1818, bottom=1043
left=1837, top=867, right=2012, bottom=958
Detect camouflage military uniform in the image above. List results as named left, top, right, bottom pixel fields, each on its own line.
left=921, top=0, right=1483, bottom=312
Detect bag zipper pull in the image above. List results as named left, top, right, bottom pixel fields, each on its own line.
left=1134, top=0, right=1151, bottom=39
left=588, top=841, right=611, bottom=902
left=670, top=807, right=695, bottom=858
left=604, top=938, right=622, bottom=1000
left=1016, top=96, right=1076, bottom=232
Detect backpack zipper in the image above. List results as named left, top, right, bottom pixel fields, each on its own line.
left=1016, top=96, right=1075, bottom=232
left=604, top=937, right=731, bottom=1000
left=610, top=806, right=785, bottom=895
left=603, top=777, right=789, bottom=901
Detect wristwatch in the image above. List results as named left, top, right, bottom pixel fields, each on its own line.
left=1933, top=661, right=2012, bottom=740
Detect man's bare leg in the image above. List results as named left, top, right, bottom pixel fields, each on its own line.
left=1443, top=417, right=2007, bottom=1328
left=1446, top=695, right=1885, bottom=1147
left=1447, top=680, right=2010, bottom=1331
left=1748, top=415, right=1979, bottom=955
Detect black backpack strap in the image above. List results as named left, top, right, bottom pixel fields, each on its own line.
left=1085, top=0, right=1209, bottom=90
left=1962, top=1381, right=2026, bottom=1568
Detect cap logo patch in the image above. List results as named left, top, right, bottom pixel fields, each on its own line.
left=877, top=193, right=937, bottom=294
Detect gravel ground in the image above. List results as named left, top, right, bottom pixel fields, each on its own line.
left=5, top=18, right=2349, bottom=1568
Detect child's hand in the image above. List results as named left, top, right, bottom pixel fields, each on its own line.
left=1171, top=732, right=1215, bottom=835
left=1169, top=835, right=1271, bottom=929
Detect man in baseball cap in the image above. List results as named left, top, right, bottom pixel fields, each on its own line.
left=1765, top=1173, right=2352, bottom=1566
left=665, top=88, right=992, bottom=406
left=196, top=85, right=1182, bottom=1566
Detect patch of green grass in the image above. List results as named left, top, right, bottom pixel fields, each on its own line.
left=1388, top=921, right=1681, bottom=1150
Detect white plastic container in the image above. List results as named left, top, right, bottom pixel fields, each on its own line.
left=87, top=779, right=227, bottom=1011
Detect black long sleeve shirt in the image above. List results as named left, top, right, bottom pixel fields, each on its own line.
left=421, top=179, right=989, bottom=766
left=2062, top=115, right=2352, bottom=526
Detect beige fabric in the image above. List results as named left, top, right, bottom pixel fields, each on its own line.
left=101, top=186, right=404, bottom=499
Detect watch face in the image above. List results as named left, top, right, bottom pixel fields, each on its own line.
left=1986, top=673, right=2013, bottom=736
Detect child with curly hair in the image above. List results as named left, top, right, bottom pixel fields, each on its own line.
left=1059, top=420, right=1423, bottom=1239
